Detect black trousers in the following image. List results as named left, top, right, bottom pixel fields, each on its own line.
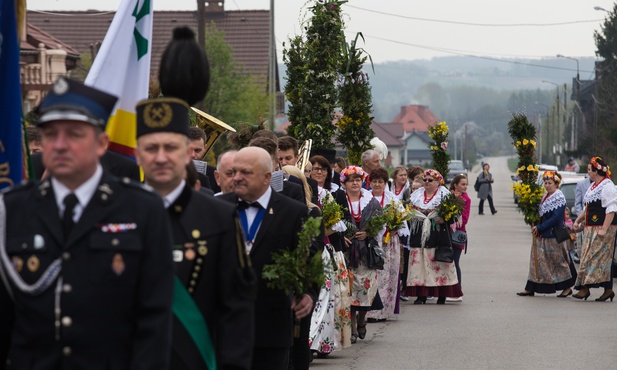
left=252, top=347, right=290, bottom=370
left=478, top=195, right=496, bottom=214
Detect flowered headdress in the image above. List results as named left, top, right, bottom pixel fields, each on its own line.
left=590, top=156, right=611, bottom=178
left=424, top=169, right=444, bottom=185
left=340, top=166, right=367, bottom=183
left=542, top=171, right=561, bottom=184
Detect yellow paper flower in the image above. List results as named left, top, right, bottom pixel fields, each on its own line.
left=523, top=139, right=529, bottom=145
left=530, top=140, right=536, bottom=147
left=527, top=165, right=534, bottom=171
left=516, top=141, right=521, bottom=146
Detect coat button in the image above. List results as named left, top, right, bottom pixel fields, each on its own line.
left=111, top=238, right=120, bottom=246
left=62, top=346, right=72, bottom=356
left=61, top=316, right=72, bottom=327
left=62, top=284, right=72, bottom=293
left=62, top=252, right=71, bottom=261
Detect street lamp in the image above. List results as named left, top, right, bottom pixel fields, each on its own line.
left=556, top=54, right=580, bottom=100
left=594, top=6, right=610, bottom=13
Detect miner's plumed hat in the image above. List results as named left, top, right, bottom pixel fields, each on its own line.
left=311, top=147, right=336, bottom=163
left=159, top=27, right=210, bottom=106
left=36, top=77, right=118, bottom=128
left=136, top=97, right=190, bottom=138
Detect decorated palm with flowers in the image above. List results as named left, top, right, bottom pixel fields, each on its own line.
left=321, top=192, right=344, bottom=230
left=508, top=113, right=543, bottom=225
left=435, top=193, right=465, bottom=222
left=363, top=213, right=387, bottom=238
left=382, top=200, right=414, bottom=243
left=428, top=121, right=450, bottom=179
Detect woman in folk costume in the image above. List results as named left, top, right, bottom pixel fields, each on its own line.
left=366, top=168, right=409, bottom=321
left=572, top=157, right=617, bottom=301
left=388, top=166, right=412, bottom=203
left=334, top=166, right=383, bottom=343
left=304, top=159, right=352, bottom=357
left=517, top=171, right=577, bottom=297
left=406, top=169, right=462, bottom=304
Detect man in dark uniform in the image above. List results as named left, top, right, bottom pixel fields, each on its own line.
left=0, top=77, right=174, bottom=369
left=220, top=147, right=313, bottom=370
left=135, top=97, right=255, bottom=370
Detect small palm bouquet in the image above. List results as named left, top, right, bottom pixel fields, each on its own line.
left=262, top=217, right=327, bottom=336
left=342, top=220, right=358, bottom=239
left=364, top=213, right=387, bottom=238
left=382, top=200, right=415, bottom=243
left=321, top=193, right=344, bottom=230
left=436, top=193, right=465, bottom=222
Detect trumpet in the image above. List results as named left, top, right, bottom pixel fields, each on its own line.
left=191, top=107, right=236, bottom=158
left=296, top=139, right=312, bottom=172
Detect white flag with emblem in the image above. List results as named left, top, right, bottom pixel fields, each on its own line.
left=85, top=0, right=152, bottom=158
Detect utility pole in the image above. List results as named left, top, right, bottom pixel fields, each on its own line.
left=197, top=1, right=205, bottom=50
left=268, top=0, right=276, bottom=130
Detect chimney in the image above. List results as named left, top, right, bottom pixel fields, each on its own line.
left=205, top=1, right=225, bottom=13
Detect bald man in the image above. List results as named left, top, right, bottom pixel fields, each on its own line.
left=219, top=147, right=313, bottom=370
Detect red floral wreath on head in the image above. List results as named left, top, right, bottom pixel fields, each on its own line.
left=590, top=156, right=612, bottom=178
left=424, top=169, right=444, bottom=185
left=340, top=166, right=367, bottom=183
left=542, top=170, right=561, bottom=184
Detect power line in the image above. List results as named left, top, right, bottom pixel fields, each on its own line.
left=346, top=4, right=603, bottom=27
left=363, top=34, right=596, bottom=73
left=28, top=9, right=115, bottom=16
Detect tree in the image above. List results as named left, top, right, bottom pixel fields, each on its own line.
left=594, top=4, right=617, bottom=163
left=337, top=33, right=375, bottom=165
left=284, top=0, right=347, bottom=149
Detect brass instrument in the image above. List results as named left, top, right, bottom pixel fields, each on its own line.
left=191, top=107, right=236, bottom=158
left=296, top=139, right=312, bottom=171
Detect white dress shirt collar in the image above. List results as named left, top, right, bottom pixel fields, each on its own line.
left=52, top=164, right=103, bottom=220
left=163, top=180, right=186, bottom=209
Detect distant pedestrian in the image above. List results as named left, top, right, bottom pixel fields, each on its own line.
left=564, top=158, right=580, bottom=173
left=476, top=163, right=497, bottom=215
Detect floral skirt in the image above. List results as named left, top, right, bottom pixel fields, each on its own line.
left=349, top=261, right=379, bottom=309
left=405, top=247, right=462, bottom=298
left=309, top=246, right=351, bottom=353
left=367, top=235, right=401, bottom=320
left=525, top=237, right=576, bottom=293
left=576, top=225, right=617, bottom=289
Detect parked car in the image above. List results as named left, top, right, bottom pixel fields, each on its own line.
left=446, top=160, right=467, bottom=184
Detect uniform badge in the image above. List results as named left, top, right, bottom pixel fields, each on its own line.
left=198, top=245, right=208, bottom=256
left=173, top=250, right=184, bottom=262
left=112, top=253, right=125, bottom=276
left=34, top=234, right=45, bottom=249
left=12, top=256, right=23, bottom=273
left=269, top=208, right=274, bottom=215
left=192, top=229, right=200, bottom=239
left=185, top=249, right=196, bottom=261
left=53, top=77, right=69, bottom=95
left=27, top=255, right=40, bottom=273
left=143, top=102, right=173, bottom=128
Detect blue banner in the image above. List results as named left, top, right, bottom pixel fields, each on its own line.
left=0, top=0, right=24, bottom=189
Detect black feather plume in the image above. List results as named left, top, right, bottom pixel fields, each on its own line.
left=159, top=26, right=210, bottom=106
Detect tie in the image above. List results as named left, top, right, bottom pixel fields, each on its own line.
left=62, top=193, right=79, bottom=238
left=238, top=201, right=262, bottom=211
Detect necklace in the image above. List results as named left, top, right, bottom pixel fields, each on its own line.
left=590, top=177, right=606, bottom=191
left=423, top=190, right=437, bottom=204
left=347, top=193, right=362, bottom=222
left=541, top=191, right=553, bottom=204
left=394, top=183, right=404, bottom=196
left=373, top=191, right=385, bottom=207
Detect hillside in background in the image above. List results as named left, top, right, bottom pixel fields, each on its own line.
left=280, top=55, right=596, bottom=161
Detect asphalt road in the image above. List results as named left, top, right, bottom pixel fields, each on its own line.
left=311, top=156, right=617, bottom=370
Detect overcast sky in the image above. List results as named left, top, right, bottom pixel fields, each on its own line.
left=29, top=0, right=613, bottom=68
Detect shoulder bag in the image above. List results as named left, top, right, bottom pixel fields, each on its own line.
left=451, top=230, right=467, bottom=247
left=366, top=239, right=385, bottom=270
left=434, top=245, right=454, bottom=263
left=552, top=225, right=572, bottom=244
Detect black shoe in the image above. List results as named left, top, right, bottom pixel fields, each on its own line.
left=414, top=296, right=427, bottom=304
left=595, top=290, right=615, bottom=302
left=436, top=297, right=446, bottom=304
left=492, top=210, right=498, bottom=215
left=516, top=291, right=534, bottom=296
left=357, top=324, right=367, bottom=339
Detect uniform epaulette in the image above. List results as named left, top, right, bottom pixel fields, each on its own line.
left=1, top=180, right=36, bottom=195
left=118, top=177, right=155, bottom=193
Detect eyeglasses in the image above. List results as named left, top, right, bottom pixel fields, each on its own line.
left=312, top=167, right=327, bottom=173
left=423, top=179, right=434, bottom=183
